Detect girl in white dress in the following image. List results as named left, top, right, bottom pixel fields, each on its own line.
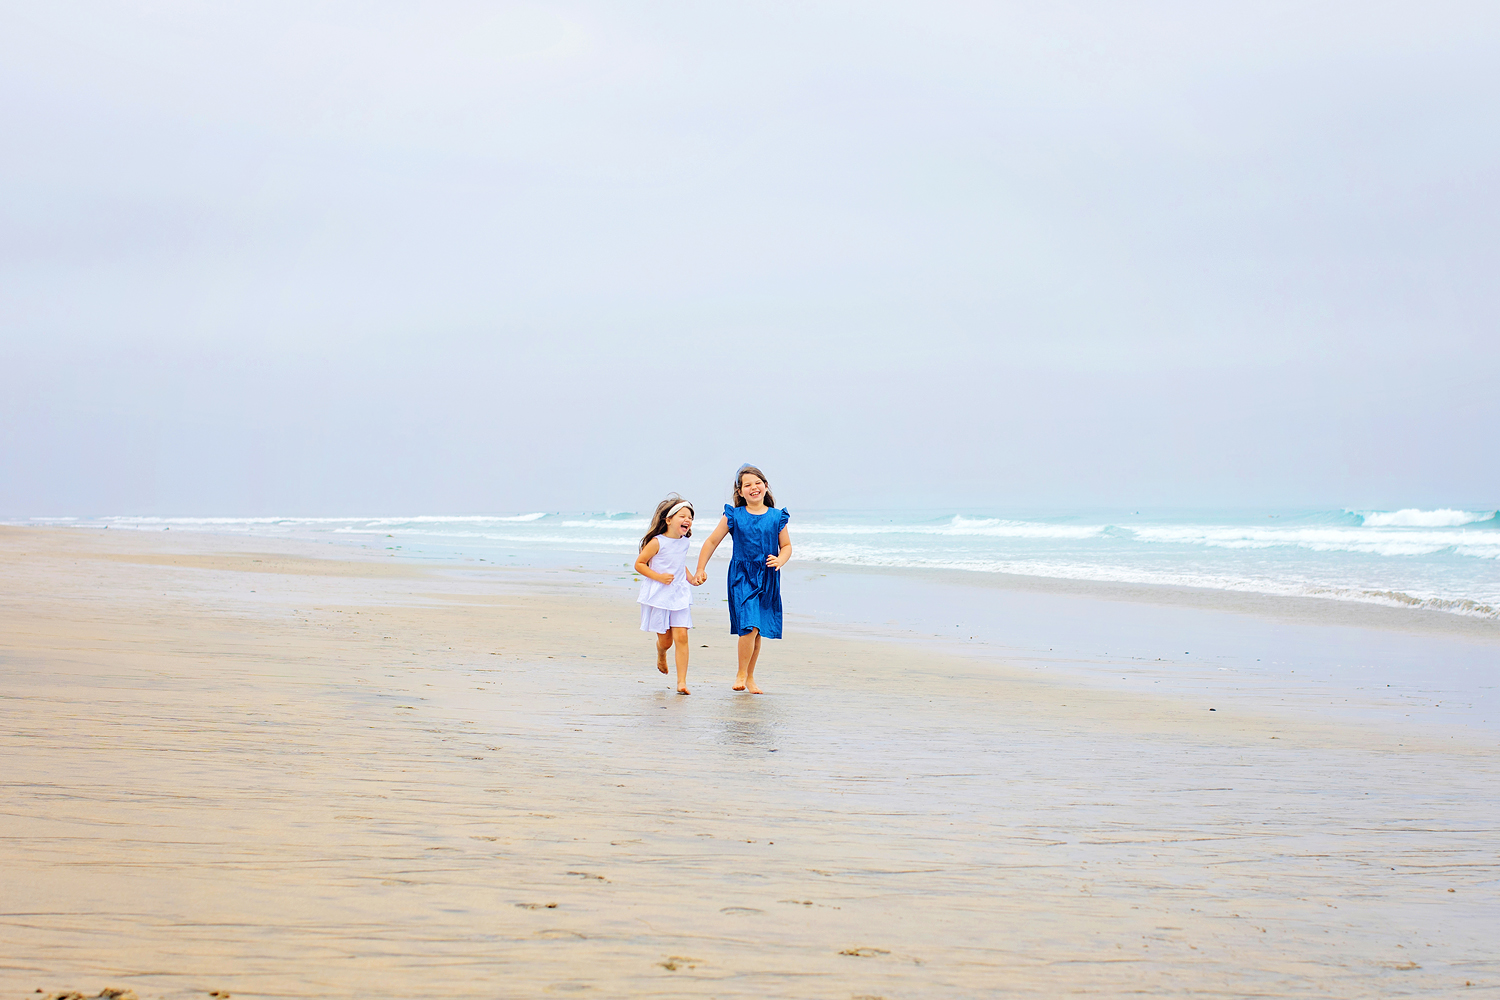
left=635, top=495, right=700, bottom=694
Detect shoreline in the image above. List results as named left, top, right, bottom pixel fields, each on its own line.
left=8, top=523, right=1498, bottom=641
left=804, top=560, right=1500, bottom=642
left=3, top=526, right=1498, bottom=997
left=12, top=503, right=1497, bottom=631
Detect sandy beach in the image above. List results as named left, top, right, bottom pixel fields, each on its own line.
left=3, top=525, right=1497, bottom=999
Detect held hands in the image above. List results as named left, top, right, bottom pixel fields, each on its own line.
left=689, top=570, right=707, bottom=586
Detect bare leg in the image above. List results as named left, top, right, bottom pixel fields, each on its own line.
left=735, top=629, right=763, bottom=692
left=655, top=630, right=671, bottom=674
left=744, top=631, right=763, bottom=694
left=671, top=627, right=690, bottom=694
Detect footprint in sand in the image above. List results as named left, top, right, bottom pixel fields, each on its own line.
left=839, top=947, right=890, bottom=958
left=516, top=902, right=559, bottom=909
left=657, top=956, right=701, bottom=971
left=719, top=906, right=763, bottom=915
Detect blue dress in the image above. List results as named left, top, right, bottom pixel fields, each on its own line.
left=724, top=503, right=790, bottom=639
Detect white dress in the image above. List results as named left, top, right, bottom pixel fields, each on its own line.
left=638, top=534, right=692, bottom=632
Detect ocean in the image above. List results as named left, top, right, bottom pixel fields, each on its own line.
left=28, top=506, right=1500, bottom=619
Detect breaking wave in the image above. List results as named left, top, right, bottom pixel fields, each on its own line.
left=1353, top=508, right=1497, bottom=528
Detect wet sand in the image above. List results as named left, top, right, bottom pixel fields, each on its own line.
left=2, top=526, right=1497, bottom=999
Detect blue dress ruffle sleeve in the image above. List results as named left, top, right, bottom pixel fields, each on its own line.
left=724, top=503, right=789, bottom=639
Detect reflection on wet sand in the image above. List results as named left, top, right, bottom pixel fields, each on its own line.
left=716, top=699, right=783, bottom=755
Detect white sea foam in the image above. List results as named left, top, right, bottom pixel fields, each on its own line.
left=792, top=544, right=1500, bottom=618
left=795, top=516, right=1105, bottom=540
left=100, top=515, right=377, bottom=527
left=1130, top=524, right=1500, bottom=558
left=1355, top=508, right=1496, bottom=528
left=358, top=513, right=552, bottom=525
left=97, top=513, right=557, bottom=530
left=333, top=526, right=641, bottom=548
left=1455, top=545, right=1500, bottom=560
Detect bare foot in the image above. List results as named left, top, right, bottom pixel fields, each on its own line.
left=732, top=676, right=747, bottom=691
left=746, top=681, right=763, bottom=694
left=677, top=686, right=691, bottom=695
left=657, top=648, right=669, bottom=674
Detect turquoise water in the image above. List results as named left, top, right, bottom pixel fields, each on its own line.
left=32, top=506, right=1500, bottom=619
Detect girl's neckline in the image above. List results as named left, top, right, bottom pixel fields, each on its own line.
left=741, top=506, right=771, bottom=516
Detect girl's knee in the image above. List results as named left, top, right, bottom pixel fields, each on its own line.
left=671, top=627, right=689, bottom=645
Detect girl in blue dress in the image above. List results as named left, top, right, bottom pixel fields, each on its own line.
left=691, top=464, right=792, bottom=693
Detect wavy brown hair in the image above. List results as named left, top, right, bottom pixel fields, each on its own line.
left=639, top=494, right=694, bottom=550
left=732, top=464, right=776, bottom=508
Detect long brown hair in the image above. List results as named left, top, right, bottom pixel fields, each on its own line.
left=639, top=494, right=694, bottom=550
left=732, top=464, right=776, bottom=508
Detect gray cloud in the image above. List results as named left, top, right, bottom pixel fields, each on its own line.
left=2, top=1, right=1496, bottom=513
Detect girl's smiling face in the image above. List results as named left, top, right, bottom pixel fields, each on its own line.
left=665, top=507, right=694, bottom=537
left=738, top=473, right=767, bottom=506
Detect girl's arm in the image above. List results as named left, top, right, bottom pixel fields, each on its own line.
left=691, top=517, right=730, bottom=584
left=634, top=538, right=674, bottom=584
left=767, top=527, right=793, bottom=570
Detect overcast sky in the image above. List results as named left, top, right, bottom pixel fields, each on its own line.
left=2, top=1, right=1497, bottom=515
